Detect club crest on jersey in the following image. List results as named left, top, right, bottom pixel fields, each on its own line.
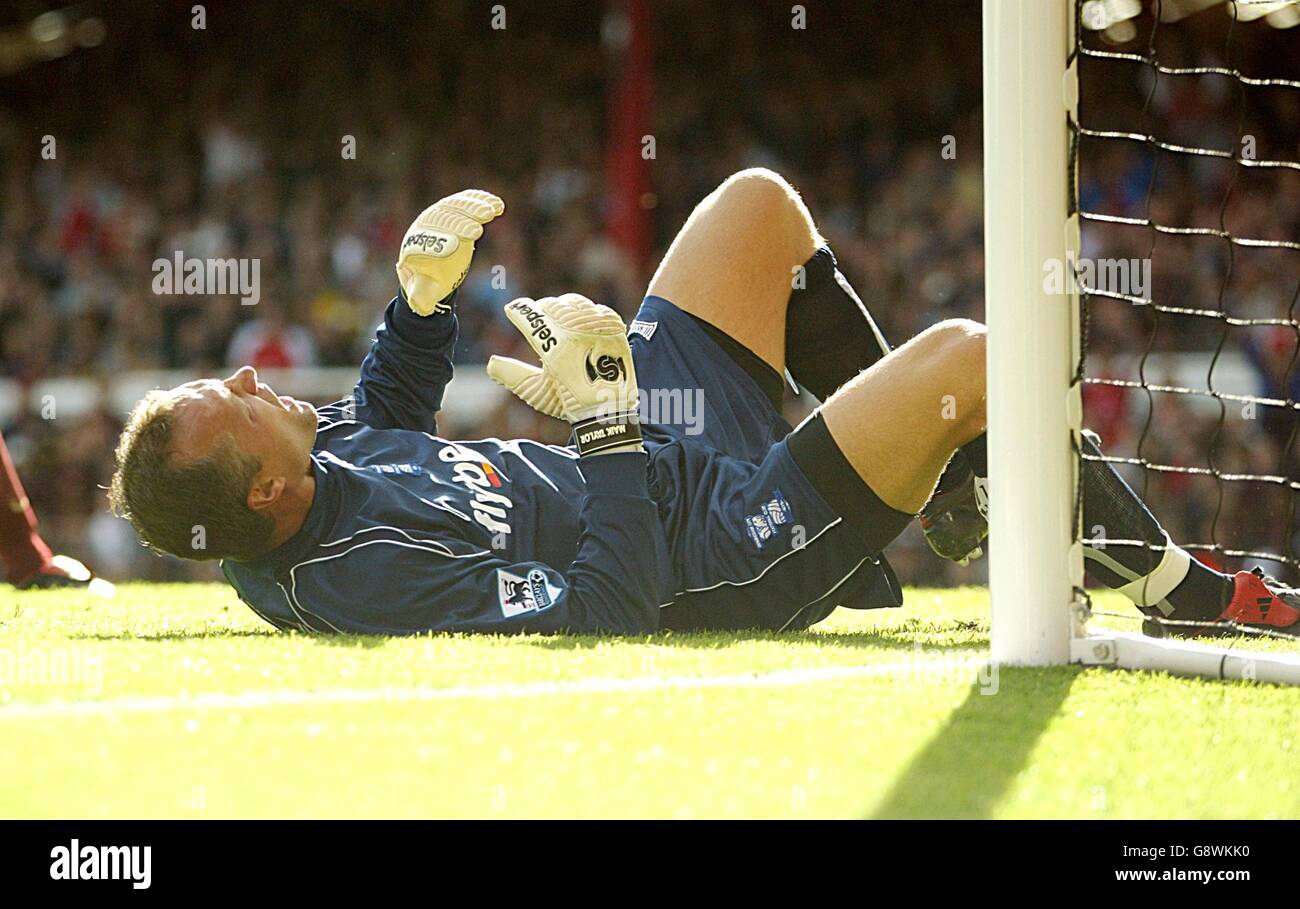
left=744, top=489, right=794, bottom=550
left=585, top=352, right=626, bottom=383
left=497, top=567, right=562, bottom=618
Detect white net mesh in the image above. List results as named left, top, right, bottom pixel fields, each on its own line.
left=1072, top=0, right=1300, bottom=643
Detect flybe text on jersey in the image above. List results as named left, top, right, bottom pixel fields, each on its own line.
left=439, top=442, right=513, bottom=536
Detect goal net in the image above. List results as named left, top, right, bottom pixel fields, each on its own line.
left=984, top=0, right=1300, bottom=683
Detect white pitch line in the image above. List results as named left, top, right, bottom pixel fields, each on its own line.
left=0, top=656, right=987, bottom=721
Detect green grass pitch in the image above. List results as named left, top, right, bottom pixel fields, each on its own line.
left=3, top=583, right=1298, bottom=819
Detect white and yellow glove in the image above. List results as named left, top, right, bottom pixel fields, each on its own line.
left=488, top=294, right=642, bottom=456
left=396, top=189, right=505, bottom=316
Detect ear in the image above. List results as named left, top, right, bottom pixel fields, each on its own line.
left=246, top=474, right=286, bottom=513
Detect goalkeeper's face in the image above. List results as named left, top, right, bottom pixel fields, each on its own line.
left=109, top=366, right=318, bottom=562
left=170, top=366, right=318, bottom=474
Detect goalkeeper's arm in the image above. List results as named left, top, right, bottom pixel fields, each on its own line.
left=346, top=190, right=505, bottom=433
left=335, top=291, right=670, bottom=632
left=461, top=294, right=671, bottom=634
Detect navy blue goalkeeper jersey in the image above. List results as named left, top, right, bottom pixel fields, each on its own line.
left=222, top=293, right=674, bottom=635
left=223, top=292, right=902, bottom=635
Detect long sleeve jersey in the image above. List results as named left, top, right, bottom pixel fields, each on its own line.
left=222, top=293, right=673, bottom=635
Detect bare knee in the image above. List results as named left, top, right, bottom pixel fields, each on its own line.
left=648, top=167, right=819, bottom=374
left=706, top=168, right=819, bottom=248
left=914, top=319, right=987, bottom=440
left=928, top=317, right=986, bottom=356
left=715, top=167, right=799, bottom=205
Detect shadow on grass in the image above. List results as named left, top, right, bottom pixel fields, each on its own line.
left=867, top=665, right=1080, bottom=819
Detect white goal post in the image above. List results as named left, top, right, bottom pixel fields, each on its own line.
left=983, top=0, right=1080, bottom=668
left=981, top=0, right=1300, bottom=684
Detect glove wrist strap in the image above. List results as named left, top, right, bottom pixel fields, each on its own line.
left=572, top=411, right=642, bottom=456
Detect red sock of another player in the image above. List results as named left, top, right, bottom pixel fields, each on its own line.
left=0, top=431, right=52, bottom=583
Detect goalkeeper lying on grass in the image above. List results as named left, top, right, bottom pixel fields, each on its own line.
left=109, top=171, right=1299, bottom=637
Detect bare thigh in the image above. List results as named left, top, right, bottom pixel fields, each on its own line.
left=820, top=319, right=987, bottom=514
left=647, top=168, right=821, bottom=376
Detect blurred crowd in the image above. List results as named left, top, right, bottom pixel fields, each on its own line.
left=0, top=1, right=1296, bottom=585
left=1077, top=16, right=1300, bottom=576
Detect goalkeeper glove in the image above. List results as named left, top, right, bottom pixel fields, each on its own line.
left=396, top=189, right=505, bottom=316
left=487, top=294, right=642, bottom=456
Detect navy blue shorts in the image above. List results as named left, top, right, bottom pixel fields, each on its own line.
left=630, top=296, right=901, bottom=632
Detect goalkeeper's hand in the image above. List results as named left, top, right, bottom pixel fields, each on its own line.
left=487, top=294, right=642, bottom=456
left=396, top=189, right=505, bottom=316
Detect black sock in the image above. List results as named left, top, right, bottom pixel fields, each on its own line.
left=1167, top=560, right=1235, bottom=621
left=786, top=247, right=985, bottom=500
left=1079, top=434, right=1232, bottom=620
left=962, top=434, right=987, bottom=478
left=785, top=246, right=890, bottom=401
left=963, top=429, right=1230, bottom=619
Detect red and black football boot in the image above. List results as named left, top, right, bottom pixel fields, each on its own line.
left=1218, top=567, right=1300, bottom=634
left=1143, top=566, right=1299, bottom=639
